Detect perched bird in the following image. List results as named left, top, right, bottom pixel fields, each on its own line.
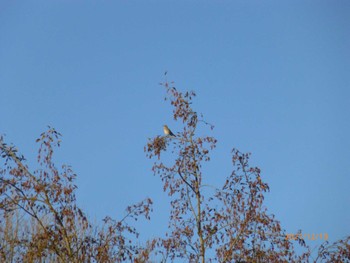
left=163, top=125, right=176, bottom=137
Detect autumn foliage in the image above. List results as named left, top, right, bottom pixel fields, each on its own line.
left=145, top=83, right=309, bottom=263
left=0, top=81, right=349, bottom=262
left=0, top=130, right=152, bottom=262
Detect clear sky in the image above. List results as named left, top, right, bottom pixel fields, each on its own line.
left=1, top=0, right=349, bottom=253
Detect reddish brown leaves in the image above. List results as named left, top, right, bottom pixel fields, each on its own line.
left=0, top=129, right=153, bottom=262
left=144, top=81, right=319, bottom=262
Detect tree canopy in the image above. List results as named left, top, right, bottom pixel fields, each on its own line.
left=0, top=83, right=349, bottom=262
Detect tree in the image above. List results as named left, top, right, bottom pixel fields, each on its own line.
left=0, top=81, right=349, bottom=262
left=0, top=129, right=152, bottom=262
left=145, top=81, right=350, bottom=262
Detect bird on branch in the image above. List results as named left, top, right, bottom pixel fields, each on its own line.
left=163, top=125, right=176, bottom=137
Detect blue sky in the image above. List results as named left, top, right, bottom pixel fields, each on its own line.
left=1, top=0, right=349, bottom=253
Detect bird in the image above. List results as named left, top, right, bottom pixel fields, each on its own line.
left=163, top=125, right=176, bottom=137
